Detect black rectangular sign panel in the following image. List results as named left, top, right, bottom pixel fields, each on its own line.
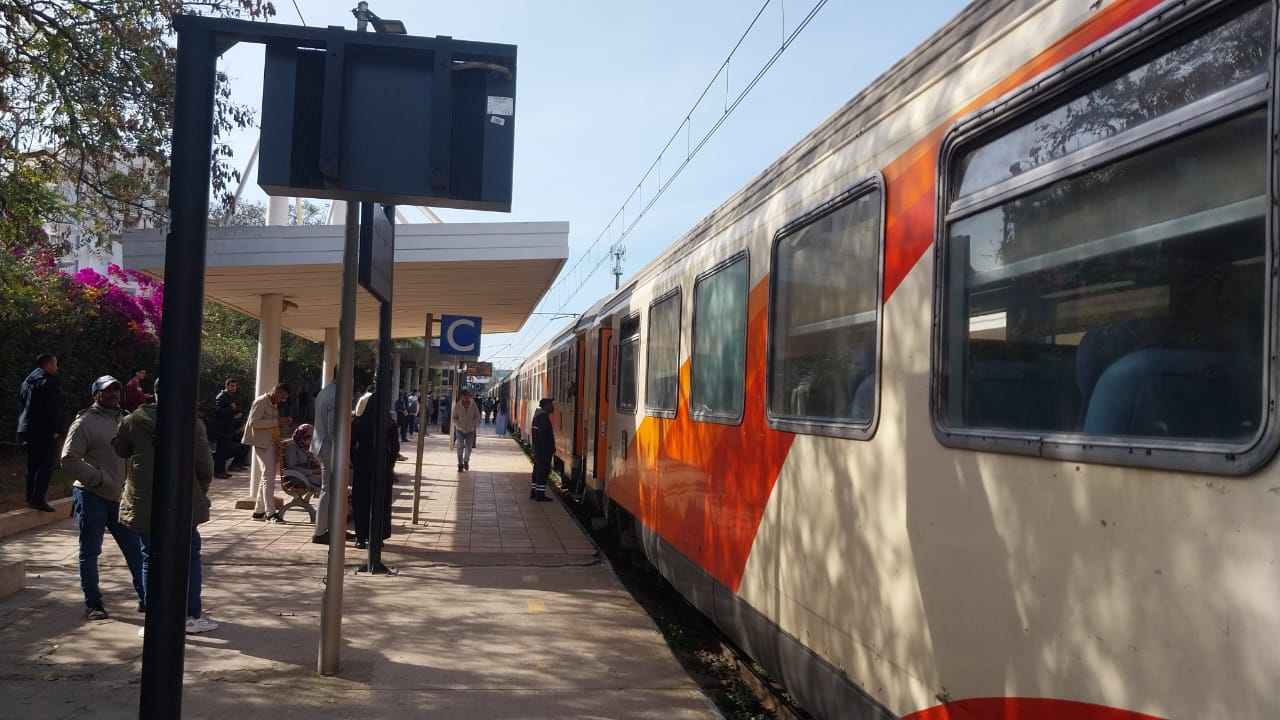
left=359, top=203, right=394, bottom=303
left=259, top=31, right=516, bottom=211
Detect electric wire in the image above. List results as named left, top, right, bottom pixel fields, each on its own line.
left=500, top=0, right=830, bottom=368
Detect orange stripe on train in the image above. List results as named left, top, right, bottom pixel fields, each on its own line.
left=902, top=697, right=1165, bottom=720
left=610, top=0, right=1164, bottom=594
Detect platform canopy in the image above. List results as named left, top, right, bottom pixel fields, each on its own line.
left=120, top=221, right=569, bottom=342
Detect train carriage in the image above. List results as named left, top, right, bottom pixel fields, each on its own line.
left=508, top=0, right=1278, bottom=717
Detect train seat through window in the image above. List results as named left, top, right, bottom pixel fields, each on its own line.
left=966, top=354, right=1079, bottom=432
left=1082, top=348, right=1258, bottom=441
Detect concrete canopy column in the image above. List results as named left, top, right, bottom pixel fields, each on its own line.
left=323, top=327, right=339, bottom=387
left=246, top=292, right=283, bottom=506
left=267, top=196, right=289, bottom=226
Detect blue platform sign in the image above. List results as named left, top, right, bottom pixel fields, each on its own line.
left=440, top=315, right=482, bottom=356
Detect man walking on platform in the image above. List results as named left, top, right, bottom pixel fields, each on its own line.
left=530, top=398, right=555, bottom=501
left=451, top=388, right=482, bottom=472
left=17, top=353, right=62, bottom=511
left=63, top=375, right=144, bottom=619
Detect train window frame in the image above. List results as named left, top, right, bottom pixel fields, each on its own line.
left=766, top=175, right=885, bottom=440
left=930, top=0, right=1279, bottom=476
left=645, top=288, right=682, bottom=419
left=616, top=312, right=641, bottom=415
left=691, top=251, right=750, bottom=426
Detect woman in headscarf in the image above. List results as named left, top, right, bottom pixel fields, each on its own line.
left=284, top=423, right=323, bottom=492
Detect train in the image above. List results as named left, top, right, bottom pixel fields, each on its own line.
left=503, top=0, right=1276, bottom=717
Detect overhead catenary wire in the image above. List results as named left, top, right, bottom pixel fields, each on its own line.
left=501, top=0, right=830, bottom=368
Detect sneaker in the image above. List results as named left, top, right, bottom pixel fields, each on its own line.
left=457, top=464, right=463, bottom=471
left=267, top=512, right=285, bottom=524
left=312, top=532, right=330, bottom=544
left=214, top=472, right=231, bottom=479
left=463, top=462, right=469, bottom=471
left=137, top=601, right=147, bottom=613
left=185, top=615, right=219, bottom=634
left=85, top=605, right=109, bottom=620
left=29, top=501, right=55, bottom=512
left=252, top=512, right=266, bottom=520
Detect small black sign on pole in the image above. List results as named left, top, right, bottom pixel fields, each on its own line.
left=361, top=202, right=395, bottom=575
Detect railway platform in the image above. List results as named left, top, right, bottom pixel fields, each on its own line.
left=0, top=428, right=719, bottom=719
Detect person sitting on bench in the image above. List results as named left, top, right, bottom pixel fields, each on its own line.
left=284, top=424, right=323, bottom=492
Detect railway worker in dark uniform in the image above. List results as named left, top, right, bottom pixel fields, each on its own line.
left=530, top=397, right=555, bottom=502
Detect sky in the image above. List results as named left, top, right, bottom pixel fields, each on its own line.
left=217, top=0, right=970, bottom=368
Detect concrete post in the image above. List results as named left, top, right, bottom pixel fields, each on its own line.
left=247, top=292, right=283, bottom=505
left=323, top=327, right=339, bottom=387
left=392, top=351, right=402, bottom=398
left=412, top=313, right=433, bottom=524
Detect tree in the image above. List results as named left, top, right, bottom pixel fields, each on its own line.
left=0, top=1, right=276, bottom=254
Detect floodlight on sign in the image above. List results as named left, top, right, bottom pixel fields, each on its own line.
left=371, top=16, right=407, bottom=34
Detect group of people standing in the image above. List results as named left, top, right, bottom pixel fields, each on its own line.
left=16, top=353, right=218, bottom=634
left=16, top=349, right=555, bottom=630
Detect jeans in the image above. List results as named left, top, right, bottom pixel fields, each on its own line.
left=455, top=430, right=476, bottom=466
left=20, top=433, right=57, bottom=505
left=140, top=528, right=203, bottom=618
left=73, top=487, right=144, bottom=609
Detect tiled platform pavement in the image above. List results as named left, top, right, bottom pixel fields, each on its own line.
left=0, top=427, right=720, bottom=719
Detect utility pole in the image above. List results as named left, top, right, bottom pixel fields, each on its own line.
left=612, top=244, right=626, bottom=290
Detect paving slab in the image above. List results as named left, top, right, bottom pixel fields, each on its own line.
left=0, top=429, right=720, bottom=719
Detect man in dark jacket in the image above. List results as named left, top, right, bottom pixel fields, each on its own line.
left=210, top=378, right=241, bottom=478
left=17, top=353, right=62, bottom=511
left=114, top=378, right=219, bottom=635
left=530, top=398, right=555, bottom=502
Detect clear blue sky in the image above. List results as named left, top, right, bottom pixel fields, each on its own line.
left=219, top=0, right=968, bottom=367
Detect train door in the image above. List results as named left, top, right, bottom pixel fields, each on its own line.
left=572, top=333, right=587, bottom=478
left=590, top=327, right=613, bottom=490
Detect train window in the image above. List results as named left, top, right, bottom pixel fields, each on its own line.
left=692, top=254, right=748, bottom=424
left=617, top=314, right=640, bottom=413
left=935, top=0, right=1273, bottom=474
left=646, top=290, right=681, bottom=418
left=768, top=178, right=882, bottom=438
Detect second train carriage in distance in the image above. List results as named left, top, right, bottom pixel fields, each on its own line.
left=507, top=0, right=1279, bottom=717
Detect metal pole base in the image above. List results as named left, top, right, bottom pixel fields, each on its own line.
left=356, top=562, right=395, bottom=575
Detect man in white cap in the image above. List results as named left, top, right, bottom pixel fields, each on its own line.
left=62, top=375, right=144, bottom=620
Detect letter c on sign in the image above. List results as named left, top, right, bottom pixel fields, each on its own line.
left=448, top=318, right=476, bottom=353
